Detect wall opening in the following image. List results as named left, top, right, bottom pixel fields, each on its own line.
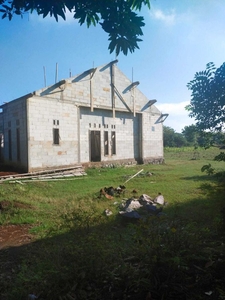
left=90, top=130, right=101, bottom=162
left=8, top=129, right=12, bottom=161
left=104, top=131, right=109, bottom=156
left=0, top=134, right=3, bottom=162
left=53, top=128, right=60, bottom=145
left=111, top=131, right=116, bottom=155
left=16, top=128, right=20, bottom=161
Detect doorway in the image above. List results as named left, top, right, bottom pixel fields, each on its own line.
left=90, top=130, right=101, bottom=162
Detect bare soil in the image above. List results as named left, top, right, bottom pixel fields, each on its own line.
left=0, top=223, right=34, bottom=249
left=0, top=198, right=35, bottom=249
left=0, top=197, right=36, bottom=298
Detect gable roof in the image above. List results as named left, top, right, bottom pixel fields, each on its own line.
left=1, top=61, right=164, bottom=117
left=33, top=61, right=162, bottom=115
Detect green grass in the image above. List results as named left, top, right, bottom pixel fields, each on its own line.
left=0, top=146, right=225, bottom=300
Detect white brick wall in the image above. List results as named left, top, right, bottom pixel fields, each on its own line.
left=2, top=98, right=28, bottom=168
left=27, top=97, right=78, bottom=170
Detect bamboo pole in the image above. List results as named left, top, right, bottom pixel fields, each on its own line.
left=123, top=169, right=143, bottom=184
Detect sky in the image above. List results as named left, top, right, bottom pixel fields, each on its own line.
left=0, top=0, right=225, bottom=133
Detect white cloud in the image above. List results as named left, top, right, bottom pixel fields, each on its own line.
left=150, top=8, right=176, bottom=26
left=149, top=6, right=196, bottom=28
left=157, top=101, right=189, bottom=116
left=157, top=101, right=195, bottom=133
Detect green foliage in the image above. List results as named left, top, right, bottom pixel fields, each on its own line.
left=214, top=152, right=225, bottom=162
left=163, top=126, right=187, bottom=147
left=182, top=124, right=198, bottom=144
left=182, top=124, right=225, bottom=149
left=165, top=124, right=225, bottom=150
left=0, top=0, right=151, bottom=55
left=187, top=62, right=225, bottom=131
left=201, top=163, right=215, bottom=176
left=213, top=151, right=225, bottom=182
left=186, top=60, right=225, bottom=181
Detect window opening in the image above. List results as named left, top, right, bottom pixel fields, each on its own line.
left=104, top=131, right=109, bottom=155
left=8, top=129, right=12, bottom=160
left=53, top=128, right=60, bottom=145
left=16, top=128, right=20, bottom=161
left=111, top=131, right=116, bottom=155
left=0, top=135, right=2, bottom=162
left=53, top=119, right=59, bottom=125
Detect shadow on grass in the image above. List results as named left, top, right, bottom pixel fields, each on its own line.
left=1, top=182, right=225, bottom=300
left=181, top=174, right=218, bottom=182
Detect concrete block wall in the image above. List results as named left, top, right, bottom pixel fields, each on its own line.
left=79, top=108, right=140, bottom=163
left=142, top=113, right=163, bottom=158
left=27, top=96, right=78, bottom=171
left=32, top=62, right=164, bottom=167
left=1, top=97, right=28, bottom=168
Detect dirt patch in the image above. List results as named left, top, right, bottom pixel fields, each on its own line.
left=0, top=199, right=35, bottom=249
left=0, top=224, right=34, bottom=249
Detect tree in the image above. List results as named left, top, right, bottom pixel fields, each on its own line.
left=173, top=132, right=187, bottom=148
left=187, top=62, right=225, bottom=180
left=182, top=124, right=198, bottom=145
left=163, top=126, right=176, bottom=147
left=197, top=131, right=214, bottom=149
left=0, top=0, right=150, bottom=56
left=163, top=126, right=187, bottom=147
left=182, top=124, right=214, bottom=148
left=186, top=62, right=225, bottom=131
left=213, top=131, right=225, bottom=147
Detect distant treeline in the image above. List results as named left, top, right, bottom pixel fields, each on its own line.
left=163, top=125, right=225, bottom=148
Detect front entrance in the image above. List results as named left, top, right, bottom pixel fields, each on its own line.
left=90, top=130, right=101, bottom=162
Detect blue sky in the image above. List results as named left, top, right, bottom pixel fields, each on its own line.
left=1, top=0, right=225, bottom=132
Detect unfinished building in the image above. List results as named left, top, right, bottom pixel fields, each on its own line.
left=0, top=60, right=168, bottom=172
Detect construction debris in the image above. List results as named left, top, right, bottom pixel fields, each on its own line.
left=105, top=209, right=113, bottom=216
left=99, top=185, right=126, bottom=199
left=0, top=166, right=87, bottom=183
left=119, top=194, right=165, bottom=219
left=153, top=193, right=165, bottom=205
left=98, top=182, right=167, bottom=220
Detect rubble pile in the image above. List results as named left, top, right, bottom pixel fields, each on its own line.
left=119, top=193, right=166, bottom=219
left=100, top=185, right=167, bottom=219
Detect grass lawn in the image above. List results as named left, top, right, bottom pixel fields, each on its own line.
left=0, top=146, right=225, bottom=300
